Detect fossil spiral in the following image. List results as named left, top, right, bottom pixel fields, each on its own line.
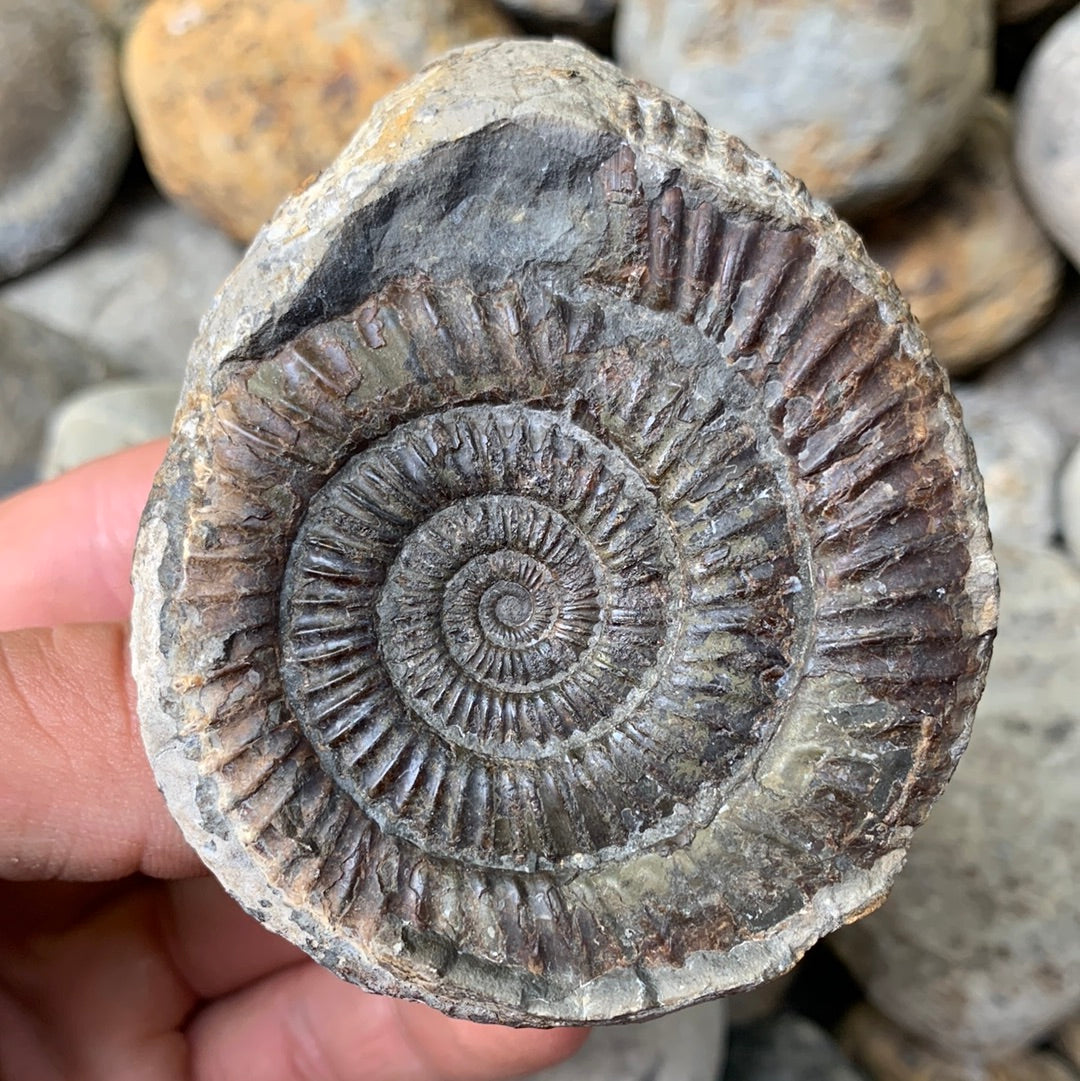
left=131, top=40, right=998, bottom=1025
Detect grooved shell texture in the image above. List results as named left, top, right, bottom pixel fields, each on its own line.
left=131, top=41, right=998, bottom=1026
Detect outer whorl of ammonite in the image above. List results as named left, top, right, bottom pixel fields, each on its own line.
left=131, top=40, right=998, bottom=1025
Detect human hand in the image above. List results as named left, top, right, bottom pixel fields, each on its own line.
left=0, top=441, right=588, bottom=1081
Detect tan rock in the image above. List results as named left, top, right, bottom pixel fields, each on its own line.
left=862, top=97, right=1062, bottom=374
left=85, top=0, right=149, bottom=33
left=841, top=1005, right=1080, bottom=1081
left=1055, top=1012, right=1080, bottom=1071
left=998, top=0, right=1073, bottom=25
left=615, top=0, right=993, bottom=216
left=1016, top=6, right=1080, bottom=269
left=122, top=0, right=514, bottom=240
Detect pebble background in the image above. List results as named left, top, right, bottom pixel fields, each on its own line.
left=2, top=2, right=1080, bottom=1079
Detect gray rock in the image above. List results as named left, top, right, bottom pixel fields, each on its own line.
left=1055, top=1011, right=1080, bottom=1072
left=615, top=0, right=993, bottom=216
left=0, top=184, right=241, bottom=379
left=727, top=972, right=796, bottom=1027
left=0, top=305, right=118, bottom=496
left=841, top=1004, right=1080, bottom=1081
left=833, top=545, right=1080, bottom=1060
left=39, top=379, right=179, bottom=478
left=0, top=0, right=132, bottom=281
left=979, top=288, right=1080, bottom=447
left=1059, top=443, right=1080, bottom=563
left=499, top=0, right=614, bottom=24
left=726, top=1013, right=868, bottom=1081
left=86, top=0, right=150, bottom=34
left=998, top=0, right=1075, bottom=23
left=953, top=384, right=1064, bottom=549
left=522, top=1000, right=727, bottom=1081
left=1016, top=6, right=1080, bottom=269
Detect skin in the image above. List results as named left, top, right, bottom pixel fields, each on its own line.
left=0, top=439, right=588, bottom=1081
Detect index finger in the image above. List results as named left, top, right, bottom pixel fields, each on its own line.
left=0, top=440, right=167, bottom=632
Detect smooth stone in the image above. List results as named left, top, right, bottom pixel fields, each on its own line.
left=0, top=0, right=132, bottom=281
left=0, top=184, right=241, bottom=380
left=726, top=1013, right=868, bottom=1081
left=979, top=289, right=1080, bottom=446
left=861, top=97, right=1063, bottom=374
left=0, top=306, right=118, bottom=496
left=953, top=383, right=1064, bottom=548
left=727, top=972, right=797, bottom=1027
left=499, top=0, right=614, bottom=24
left=841, top=1005, right=1080, bottom=1081
left=40, top=379, right=179, bottom=478
left=123, top=0, right=514, bottom=241
left=1016, top=6, right=1080, bottom=269
left=521, top=1000, right=727, bottom=1081
left=1059, top=444, right=1080, bottom=562
left=1055, top=1012, right=1080, bottom=1070
left=86, top=0, right=150, bottom=33
left=832, top=545, right=1080, bottom=1060
left=998, top=0, right=1074, bottom=23
left=615, top=0, right=993, bottom=216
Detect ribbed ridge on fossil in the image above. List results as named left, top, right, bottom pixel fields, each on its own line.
left=136, top=45, right=995, bottom=1024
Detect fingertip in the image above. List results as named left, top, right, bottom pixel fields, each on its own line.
left=0, top=439, right=168, bottom=631
left=0, top=623, right=201, bottom=882
left=415, top=1010, right=589, bottom=1081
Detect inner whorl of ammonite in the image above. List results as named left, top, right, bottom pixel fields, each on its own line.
left=279, top=403, right=802, bottom=870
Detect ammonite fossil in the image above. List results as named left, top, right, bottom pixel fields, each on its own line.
left=132, top=40, right=998, bottom=1025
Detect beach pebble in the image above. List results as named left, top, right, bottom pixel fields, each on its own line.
left=832, top=545, right=1080, bottom=1060
left=979, top=289, right=1080, bottom=446
left=499, top=0, right=613, bottom=25
left=1058, top=443, right=1080, bottom=562
left=726, top=1013, right=869, bottom=1081
left=39, top=379, right=179, bottom=478
left=123, top=0, right=514, bottom=241
left=841, top=1004, right=1080, bottom=1081
left=998, top=0, right=1074, bottom=25
left=0, top=0, right=131, bottom=280
left=520, top=1000, right=726, bottom=1081
left=862, top=97, right=1062, bottom=374
left=954, top=384, right=1064, bottom=548
left=1016, top=5, right=1080, bottom=269
left=615, top=0, right=992, bottom=216
left=0, top=183, right=241, bottom=380
left=0, top=305, right=118, bottom=495
left=86, top=0, right=151, bottom=34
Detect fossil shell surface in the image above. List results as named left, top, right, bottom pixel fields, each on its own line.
left=131, top=40, right=998, bottom=1025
